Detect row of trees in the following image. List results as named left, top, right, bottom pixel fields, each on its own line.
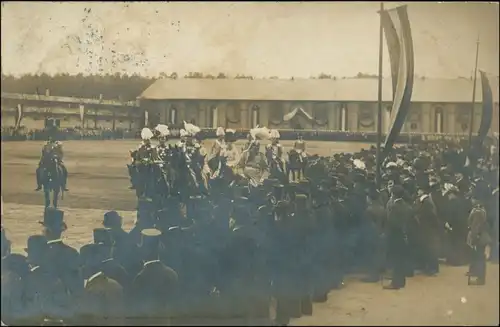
left=1, top=72, right=382, bottom=101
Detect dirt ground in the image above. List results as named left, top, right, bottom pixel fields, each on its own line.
left=1, top=140, right=499, bottom=326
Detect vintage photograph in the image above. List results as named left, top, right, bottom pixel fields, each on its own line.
left=1, top=2, right=499, bottom=326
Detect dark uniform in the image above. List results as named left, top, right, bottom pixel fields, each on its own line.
left=35, top=139, right=69, bottom=191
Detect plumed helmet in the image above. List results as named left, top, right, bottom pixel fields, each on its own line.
left=250, top=126, right=271, bottom=140
left=155, top=124, right=170, bottom=137
left=216, top=127, right=225, bottom=137
left=386, top=161, right=398, bottom=169
left=183, top=121, right=201, bottom=136
left=270, top=129, right=280, bottom=139
left=141, top=127, right=154, bottom=141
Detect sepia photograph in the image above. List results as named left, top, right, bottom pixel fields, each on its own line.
left=1, top=1, right=499, bottom=326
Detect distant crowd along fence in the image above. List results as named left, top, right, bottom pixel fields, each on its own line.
left=0, top=127, right=480, bottom=144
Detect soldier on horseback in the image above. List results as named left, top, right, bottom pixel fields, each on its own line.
left=35, top=132, right=69, bottom=192
left=127, top=128, right=156, bottom=191
left=153, top=124, right=170, bottom=162
left=211, top=127, right=227, bottom=158
left=265, top=129, right=284, bottom=171
left=293, top=133, right=307, bottom=163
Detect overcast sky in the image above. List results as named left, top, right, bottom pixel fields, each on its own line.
left=1, top=2, right=498, bottom=78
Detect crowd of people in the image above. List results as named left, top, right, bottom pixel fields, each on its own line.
left=1, top=123, right=499, bottom=326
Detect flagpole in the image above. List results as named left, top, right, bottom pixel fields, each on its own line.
left=468, top=34, right=480, bottom=148
left=376, top=1, right=384, bottom=189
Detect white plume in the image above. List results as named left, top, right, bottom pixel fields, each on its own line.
left=386, top=162, right=398, bottom=169
left=141, top=127, right=154, bottom=140
left=183, top=121, right=201, bottom=136
left=353, top=159, right=366, bottom=170
left=155, top=124, right=170, bottom=137
left=179, top=129, right=188, bottom=137
left=250, top=126, right=271, bottom=140
left=270, top=129, right=280, bottom=139
left=216, top=127, right=225, bottom=136
left=225, top=128, right=236, bottom=134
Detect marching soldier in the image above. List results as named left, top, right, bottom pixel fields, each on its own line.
left=35, top=133, right=69, bottom=192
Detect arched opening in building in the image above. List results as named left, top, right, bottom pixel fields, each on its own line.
left=434, top=107, right=444, bottom=133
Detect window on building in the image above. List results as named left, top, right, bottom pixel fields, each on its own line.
left=169, top=107, right=177, bottom=125
left=251, top=105, right=260, bottom=127
left=434, top=107, right=444, bottom=133
left=209, top=105, right=218, bottom=129
left=269, top=102, right=283, bottom=125
left=339, top=103, right=348, bottom=131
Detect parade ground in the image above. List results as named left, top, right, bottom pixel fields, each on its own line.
left=1, top=140, right=499, bottom=326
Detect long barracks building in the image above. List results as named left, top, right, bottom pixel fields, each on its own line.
left=1, top=77, right=499, bottom=135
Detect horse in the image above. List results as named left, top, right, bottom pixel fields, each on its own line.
left=287, top=149, right=307, bottom=181
left=41, top=156, right=65, bottom=208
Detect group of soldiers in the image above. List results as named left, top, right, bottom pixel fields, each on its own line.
left=2, top=128, right=498, bottom=325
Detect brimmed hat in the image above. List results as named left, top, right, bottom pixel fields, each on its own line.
left=139, top=228, right=163, bottom=249
left=38, top=208, right=67, bottom=232
left=24, top=235, right=48, bottom=255
left=103, top=211, right=122, bottom=228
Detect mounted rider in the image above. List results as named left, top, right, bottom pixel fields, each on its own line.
left=176, top=129, right=188, bottom=150
left=210, top=127, right=227, bottom=159
left=135, top=128, right=156, bottom=165
left=265, top=129, right=284, bottom=170
left=153, top=124, right=170, bottom=162
left=293, top=133, right=307, bottom=163
left=127, top=128, right=156, bottom=190
left=35, top=125, right=69, bottom=192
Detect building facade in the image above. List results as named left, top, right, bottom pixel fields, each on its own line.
left=139, top=77, right=499, bottom=136
left=1, top=92, right=141, bottom=131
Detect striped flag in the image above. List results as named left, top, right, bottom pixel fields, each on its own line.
left=14, top=104, right=23, bottom=131
left=476, top=71, right=494, bottom=147
left=381, top=5, right=415, bottom=155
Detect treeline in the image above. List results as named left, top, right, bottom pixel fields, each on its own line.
left=0, top=73, right=155, bottom=101
left=0, top=72, right=381, bottom=101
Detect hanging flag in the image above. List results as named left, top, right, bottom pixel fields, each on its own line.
left=79, top=104, right=85, bottom=127
left=14, top=104, right=23, bottom=132
left=476, top=71, right=494, bottom=147
left=381, top=5, right=415, bottom=155
left=144, top=110, right=149, bottom=127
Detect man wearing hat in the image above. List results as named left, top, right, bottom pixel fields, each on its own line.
left=40, top=208, right=83, bottom=297
left=129, top=228, right=179, bottom=322
left=293, top=133, right=308, bottom=164
left=211, top=127, right=227, bottom=158
left=128, top=127, right=156, bottom=191
left=466, top=196, right=491, bottom=285
left=384, top=185, right=411, bottom=289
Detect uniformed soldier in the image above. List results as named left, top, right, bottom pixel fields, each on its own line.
left=154, top=124, right=170, bottom=162
left=212, top=127, right=227, bottom=157
left=466, top=196, right=491, bottom=285
left=128, top=128, right=156, bottom=190
left=35, top=133, right=69, bottom=192
left=384, top=185, right=411, bottom=290
left=266, top=129, right=284, bottom=170
left=414, top=187, right=440, bottom=275
left=293, top=133, right=307, bottom=163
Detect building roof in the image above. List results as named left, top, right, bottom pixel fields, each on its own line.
left=139, top=77, right=499, bottom=103
left=1, top=92, right=139, bottom=108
